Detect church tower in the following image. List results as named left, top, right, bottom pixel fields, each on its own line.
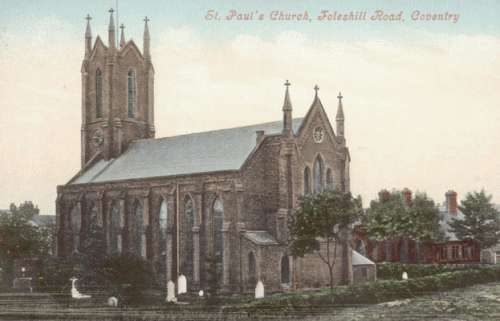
left=80, top=10, right=155, bottom=168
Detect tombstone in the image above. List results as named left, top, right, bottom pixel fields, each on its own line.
left=198, top=290, right=204, bottom=297
left=402, top=272, right=408, bottom=280
left=166, top=280, right=176, bottom=302
left=107, top=296, right=118, bottom=307
left=178, top=275, right=187, bottom=294
left=70, top=277, right=91, bottom=299
left=255, top=280, right=264, bottom=299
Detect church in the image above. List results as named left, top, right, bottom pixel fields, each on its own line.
left=56, top=10, right=366, bottom=293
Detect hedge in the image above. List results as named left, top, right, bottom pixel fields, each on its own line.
left=377, top=262, right=482, bottom=279
left=239, top=265, right=500, bottom=313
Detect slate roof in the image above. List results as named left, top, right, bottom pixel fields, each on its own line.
left=31, top=215, right=56, bottom=227
left=243, top=231, right=279, bottom=245
left=71, top=118, right=304, bottom=185
left=352, top=250, right=375, bottom=266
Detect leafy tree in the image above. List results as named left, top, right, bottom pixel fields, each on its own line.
left=449, top=190, right=500, bottom=249
left=289, top=190, right=362, bottom=289
left=363, top=190, right=443, bottom=262
left=0, top=202, right=50, bottom=285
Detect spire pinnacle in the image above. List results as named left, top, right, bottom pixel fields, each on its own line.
left=85, top=14, right=92, bottom=38
left=120, top=24, right=126, bottom=48
left=143, top=16, right=151, bottom=60
left=108, top=8, right=115, bottom=31
left=283, top=80, right=292, bottom=111
left=336, top=91, right=344, bottom=120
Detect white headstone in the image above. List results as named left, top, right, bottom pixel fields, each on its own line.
left=255, top=280, right=264, bottom=299
left=107, top=296, right=118, bottom=307
left=70, top=277, right=91, bottom=299
left=166, top=280, right=176, bottom=302
left=198, top=290, right=204, bottom=297
left=178, top=275, right=187, bottom=294
left=402, top=272, right=408, bottom=280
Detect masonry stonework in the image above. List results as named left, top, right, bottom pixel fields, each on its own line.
left=56, top=11, right=362, bottom=293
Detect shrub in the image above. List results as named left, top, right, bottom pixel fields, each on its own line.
left=376, top=262, right=481, bottom=279
left=245, top=265, right=500, bottom=313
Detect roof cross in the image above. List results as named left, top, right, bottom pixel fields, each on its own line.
left=284, top=80, right=291, bottom=87
left=144, top=16, right=150, bottom=23
left=314, top=84, right=319, bottom=96
left=120, top=23, right=125, bottom=30
left=337, top=92, right=343, bottom=101
left=85, top=14, right=92, bottom=22
left=109, top=8, right=114, bottom=14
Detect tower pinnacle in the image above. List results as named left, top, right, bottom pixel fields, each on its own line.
left=120, top=24, right=126, bottom=48
left=108, top=8, right=116, bottom=49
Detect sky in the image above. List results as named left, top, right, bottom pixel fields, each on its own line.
left=0, top=0, right=499, bottom=214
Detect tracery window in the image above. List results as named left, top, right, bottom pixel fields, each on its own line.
left=70, top=205, right=81, bottom=253
left=280, top=255, right=290, bottom=284
left=304, top=167, right=311, bottom=194
left=326, top=168, right=333, bottom=190
left=213, top=198, right=224, bottom=280
left=109, top=201, right=122, bottom=254
left=248, top=252, right=256, bottom=285
left=127, top=70, right=137, bottom=118
left=95, top=69, right=102, bottom=118
left=133, top=200, right=146, bottom=258
left=313, top=155, right=324, bottom=193
left=182, top=196, right=195, bottom=281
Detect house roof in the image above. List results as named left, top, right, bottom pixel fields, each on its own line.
left=71, top=118, right=303, bottom=185
left=30, top=215, right=56, bottom=227
left=243, top=231, right=279, bottom=245
left=352, top=250, right=375, bottom=266
left=438, top=205, right=464, bottom=241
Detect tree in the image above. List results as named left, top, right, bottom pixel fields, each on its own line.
left=363, top=190, right=443, bottom=262
left=449, top=190, right=500, bottom=249
left=0, top=202, right=50, bottom=285
left=288, top=190, right=362, bottom=289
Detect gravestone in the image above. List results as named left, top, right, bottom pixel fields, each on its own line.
left=402, top=272, right=408, bottom=280
left=198, top=290, right=204, bottom=297
left=255, top=280, right=264, bottom=299
left=178, top=275, right=187, bottom=294
left=70, top=277, right=91, bottom=299
left=166, top=280, right=176, bottom=302
left=107, top=296, right=118, bottom=307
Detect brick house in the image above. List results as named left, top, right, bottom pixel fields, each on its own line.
left=354, top=190, right=480, bottom=264
left=55, top=11, right=369, bottom=293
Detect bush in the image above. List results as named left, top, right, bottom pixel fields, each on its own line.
left=244, top=265, right=500, bottom=313
left=376, top=262, right=482, bottom=279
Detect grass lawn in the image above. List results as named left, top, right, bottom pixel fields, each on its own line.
left=2, top=282, right=500, bottom=320
left=309, top=281, right=500, bottom=321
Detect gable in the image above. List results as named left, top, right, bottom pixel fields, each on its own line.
left=120, top=40, right=144, bottom=61
left=296, top=97, right=340, bottom=148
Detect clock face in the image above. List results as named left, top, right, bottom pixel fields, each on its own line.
left=92, top=129, right=104, bottom=147
left=313, top=127, right=324, bottom=143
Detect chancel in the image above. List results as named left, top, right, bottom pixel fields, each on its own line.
left=55, top=9, right=374, bottom=293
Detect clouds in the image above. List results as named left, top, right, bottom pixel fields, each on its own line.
left=1, top=18, right=499, bottom=214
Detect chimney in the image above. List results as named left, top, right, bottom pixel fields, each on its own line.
left=378, top=189, right=391, bottom=202
left=402, top=188, right=412, bottom=206
left=256, top=130, right=265, bottom=145
left=445, top=190, right=458, bottom=215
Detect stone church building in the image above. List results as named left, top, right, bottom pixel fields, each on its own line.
left=56, top=11, right=362, bottom=293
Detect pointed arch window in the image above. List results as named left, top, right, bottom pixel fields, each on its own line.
left=326, top=168, right=333, bottom=190
left=248, top=251, right=256, bottom=286
left=313, top=156, right=324, bottom=193
left=183, top=196, right=195, bottom=281
left=304, top=167, right=311, bottom=195
left=159, top=200, right=168, bottom=256
left=280, top=255, right=291, bottom=284
left=109, top=201, right=122, bottom=254
left=95, top=69, right=103, bottom=118
left=133, top=200, right=146, bottom=258
left=70, top=205, right=81, bottom=253
left=213, top=198, right=224, bottom=280
left=127, top=70, right=137, bottom=118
